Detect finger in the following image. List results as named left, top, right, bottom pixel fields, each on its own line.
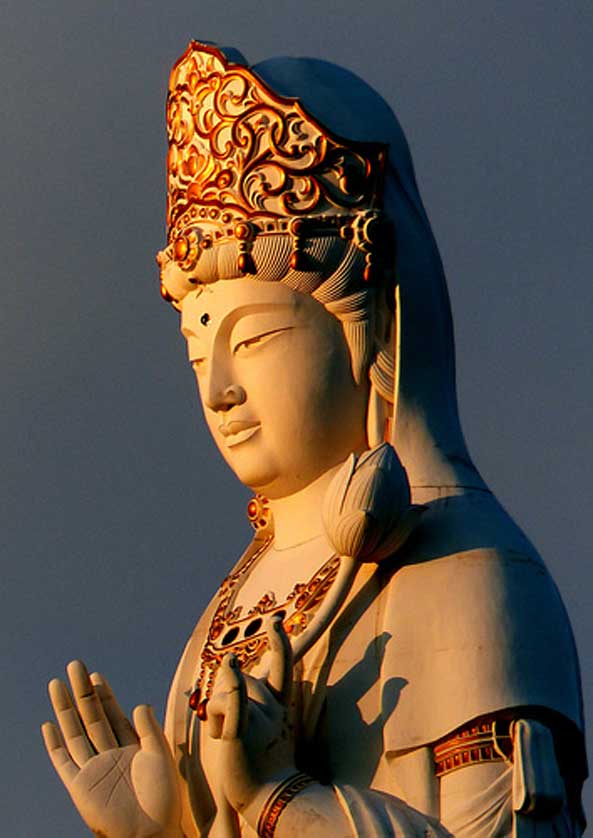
left=206, top=692, right=225, bottom=740
left=266, top=615, right=293, bottom=704
left=206, top=655, right=247, bottom=741
left=221, top=655, right=247, bottom=741
left=41, top=721, right=79, bottom=786
left=48, top=677, right=95, bottom=768
left=67, top=660, right=118, bottom=752
left=206, top=653, right=235, bottom=739
left=90, top=672, right=138, bottom=747
left=133, top=705, right=168, bottom=756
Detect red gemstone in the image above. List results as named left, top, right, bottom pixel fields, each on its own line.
left=234, top=222, right=250, bottom=240
left=197, top=700, right=209, bottom=721
left=160, top=283, right=173, bottom=302
left=290, top=251, right=306, bottom=271
left=189, top=689, right=200, bottom=711
left=289, top=218, right=306, bottom=236
left=174, top=236, right=189, bottom=261
left=238, top=252, right=256, bottom=275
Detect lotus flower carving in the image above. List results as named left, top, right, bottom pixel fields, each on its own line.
left=322, top=442, right=423, bottom=563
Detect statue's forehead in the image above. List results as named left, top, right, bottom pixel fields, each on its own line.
left=180, top=280, right=305, bottom=338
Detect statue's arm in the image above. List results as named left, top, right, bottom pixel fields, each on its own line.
left=205, top=620, right=448, bottom=838
left=205, top=633, right=584, bottom=837
left=432, top=714, right=584, bottom=837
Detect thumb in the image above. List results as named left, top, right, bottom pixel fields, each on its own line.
left=133, top=704, right=168, bottom=755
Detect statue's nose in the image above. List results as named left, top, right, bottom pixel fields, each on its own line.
left=205, top=383, right=247, bottom=412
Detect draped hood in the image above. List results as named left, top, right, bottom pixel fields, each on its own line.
left=253, top=53, right=482, bottom=491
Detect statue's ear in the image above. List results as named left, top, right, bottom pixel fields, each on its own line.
left=367, top=287, right=397, bottom=447
left=366, top=384, right=389, bottom=448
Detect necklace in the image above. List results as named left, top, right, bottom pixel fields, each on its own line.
left=189, top=535, right=340, bottom=719
left=271, top=531, right=327, bottom=552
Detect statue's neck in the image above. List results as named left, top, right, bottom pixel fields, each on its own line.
left=267, top=463, right=343, bottom=550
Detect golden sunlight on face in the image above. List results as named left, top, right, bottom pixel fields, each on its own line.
left=180, top=279, right=369, bottom=499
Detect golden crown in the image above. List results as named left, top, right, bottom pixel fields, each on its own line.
left=159, top=42, right=390, bottom=302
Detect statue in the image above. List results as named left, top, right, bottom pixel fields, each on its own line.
left=42, top=42, right=586, bottom=837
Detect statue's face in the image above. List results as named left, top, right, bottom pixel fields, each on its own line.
left=180, top=279, right=368, bottom=499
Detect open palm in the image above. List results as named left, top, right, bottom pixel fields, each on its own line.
left=42, top=661, right=181, bottom=838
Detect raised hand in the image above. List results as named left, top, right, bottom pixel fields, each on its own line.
left=205, top=619, right=352, bottom=838
left=42, top=661, right=182, bottom=838
left=207, top=615, right=296, bottom=816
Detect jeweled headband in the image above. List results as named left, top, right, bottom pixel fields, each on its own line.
left=158, top=42, right=390, bottom=305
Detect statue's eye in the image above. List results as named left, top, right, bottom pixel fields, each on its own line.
left=234, top=334, right=266, bottom=353
left=200, top=312, right=210, bottom=326
left=233, top=327, right=293, bottom=356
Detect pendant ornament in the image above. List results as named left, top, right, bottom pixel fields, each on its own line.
left=247, top=494, right=271, bottom=531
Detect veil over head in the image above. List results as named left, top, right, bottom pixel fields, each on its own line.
left=254, top=53, right=481, bottom=492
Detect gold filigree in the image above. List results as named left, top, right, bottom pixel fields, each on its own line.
left=248, top=591, right=277, bottom=616
left=257, top=773, right=316, bottom=838
left=190, top=549, right=340, bottom=713
left=166, top=42, right=387, bottom=240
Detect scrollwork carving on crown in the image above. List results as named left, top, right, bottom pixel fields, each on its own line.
left=166, top=42, right=387, bottom=236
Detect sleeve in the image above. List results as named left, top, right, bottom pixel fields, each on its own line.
left=334, top=784, right=450, bottom=837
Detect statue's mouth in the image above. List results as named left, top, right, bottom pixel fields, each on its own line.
left=219, top=420, right=261, bottom=448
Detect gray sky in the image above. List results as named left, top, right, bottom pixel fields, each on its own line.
left=2, top=1, right=592, bottom=834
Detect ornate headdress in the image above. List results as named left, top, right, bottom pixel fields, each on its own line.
left=158, top=42, right=390, bottom=305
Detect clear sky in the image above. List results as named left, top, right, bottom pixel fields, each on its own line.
left=2, top=1, right=592, bottom=833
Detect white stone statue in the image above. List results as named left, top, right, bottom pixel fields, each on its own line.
left=42, top=43, right=586, bottom=837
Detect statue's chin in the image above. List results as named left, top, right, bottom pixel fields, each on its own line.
left=225, top=449, right=329, bottom=501
left=221, top=444, right=284, bottom=498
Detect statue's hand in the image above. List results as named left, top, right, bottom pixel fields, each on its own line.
left=207, top=616, right=296, bottom=818
left=42, top=661, right=182, bottom=838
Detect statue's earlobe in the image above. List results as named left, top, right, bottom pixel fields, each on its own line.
left=366, top=383, right=389, bottom=448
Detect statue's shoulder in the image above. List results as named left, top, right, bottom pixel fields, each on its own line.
left=376, top=489, right=583, bottom=748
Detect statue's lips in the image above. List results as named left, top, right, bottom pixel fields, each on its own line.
left=219, top=420, right=261, bottom=448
